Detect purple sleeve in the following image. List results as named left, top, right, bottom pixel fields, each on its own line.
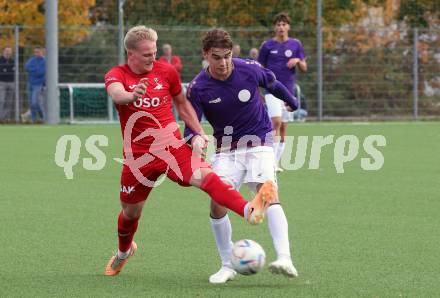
left=266, top=80, right=298, bottom=111
left=257, top=42, right=269, bottom=67
left=183, top=83, right=203, bottom=141
left=296, top=41, right=306, bottom=60
left=253, top=61, right=276, bottom=88
left=251, top=62, right=297, bottom=110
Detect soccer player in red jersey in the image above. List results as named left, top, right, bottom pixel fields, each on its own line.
left=103, top=26, right=276, bottom=276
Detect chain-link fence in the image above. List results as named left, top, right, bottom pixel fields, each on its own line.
left=0, top=24, right=439, bottom=123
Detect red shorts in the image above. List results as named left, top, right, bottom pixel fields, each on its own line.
left=119, top=144, right=210, bottom=204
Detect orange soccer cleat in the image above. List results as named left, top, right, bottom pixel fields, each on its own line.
left=105, top=242, right=137, bottom=276
left=247, top=180, right=277, bottom=225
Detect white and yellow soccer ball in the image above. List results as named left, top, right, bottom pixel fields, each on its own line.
left=231, top=239, right=266, bottom=275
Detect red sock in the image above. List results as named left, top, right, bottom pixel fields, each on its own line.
left=200, top=173, right=247, bottom=217
left=117, top=211, right=139, bottom=252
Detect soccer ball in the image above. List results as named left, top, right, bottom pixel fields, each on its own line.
left=231, top=239, right=266, bottom=275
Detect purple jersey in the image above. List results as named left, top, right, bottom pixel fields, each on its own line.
left=184, top=58, right=275, bottom=150
left=258, top=38, right=306, bottom=92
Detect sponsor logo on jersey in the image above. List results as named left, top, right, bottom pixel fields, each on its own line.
left=120, top=185, right=135, bottom=194
left=245, top=60, right=261, bottom=66
left=129, top=78, right=163, bottom=91
left=209, top=97, right=222, bottom=104
left=105, top=76, right=119, bottom=83
left=270, top=50, right=278, bottom=54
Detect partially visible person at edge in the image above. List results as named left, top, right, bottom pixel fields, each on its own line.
left=24, top=46, right=46, bottom=123
left=258, top=12, right=307, bottom=172
left=158, top=43, right=183, bottom=76
left=0, top=46, right=15, bottom=121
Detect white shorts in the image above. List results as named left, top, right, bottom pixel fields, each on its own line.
left=265, top=94, right=293, bottom=123
left=210, top=146, right=277, bottom=194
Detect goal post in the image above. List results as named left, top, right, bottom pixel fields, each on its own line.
left=58, top=83, right=116, bottom=124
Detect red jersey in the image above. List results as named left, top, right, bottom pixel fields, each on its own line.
left=104, top=61, right=182, bottom=155
left=158, top=55, right=183, bottom=74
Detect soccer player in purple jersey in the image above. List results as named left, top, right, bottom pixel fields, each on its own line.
left=185, top=28, right=299, bottom=283
left=258, top=12, right=307, bottom=171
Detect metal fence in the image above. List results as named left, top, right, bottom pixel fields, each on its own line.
left=0, top=25, right=439, bottom=123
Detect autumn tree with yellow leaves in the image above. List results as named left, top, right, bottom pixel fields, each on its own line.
left=0, top=0, right=96, bottom=47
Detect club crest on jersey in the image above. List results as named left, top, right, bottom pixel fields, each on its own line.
left=285, top=50, right=293, bottom=57
left=152, top=78, right=163, bottom=90
left=140, top=78, right=163, bottom=90
left=238, top=89, right=251, bottom=102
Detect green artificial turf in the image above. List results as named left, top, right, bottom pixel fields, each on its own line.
left=0, top=122, right=439, bottom=297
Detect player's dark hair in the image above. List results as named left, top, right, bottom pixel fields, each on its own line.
left=202, top=29, right=233, bottom=52
left=273, top=12, right=291, bottom=25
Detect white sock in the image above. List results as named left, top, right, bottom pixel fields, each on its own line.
left=273, top=142, right=280, bottom=162
left=244, top=202, right=249, bottom=220
left=266, top=204, right=291, bottom=260
left=277, top=142, right=286, bottom=163
left=117, top=249, right=130, bottom=259
left=210, top=214, right=233, bottom=267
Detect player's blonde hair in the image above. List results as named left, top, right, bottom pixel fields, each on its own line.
left=124, top=26, right=158, bottom=50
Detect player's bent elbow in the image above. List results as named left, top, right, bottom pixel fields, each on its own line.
left=109, top=95, right=124, bottom=105
left=110, top=91, right=132, bottom=105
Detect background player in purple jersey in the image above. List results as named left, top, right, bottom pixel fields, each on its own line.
left=258, top=12, right=307, bottom=171
left=185, top=28, right=299, bottom=283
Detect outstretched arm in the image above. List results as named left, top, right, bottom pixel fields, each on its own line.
left=266, top=80, right=299, bottom=111
left=107, top=81, right=146, bottom=105
left=253, top=60, right=298, bottom=111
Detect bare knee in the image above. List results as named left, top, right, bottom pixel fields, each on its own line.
left=280, top=123, right=288, bottom=142
left=210, top=200, right=227, bottom=218
left=190, top=167, right=213, bottom=188
left=121, top=201, right=145, bottom=220
left=272, top=118, right=282, bottom=132
left=272, top=118, right=282, bottom=143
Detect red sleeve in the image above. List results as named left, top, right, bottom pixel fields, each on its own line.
left=167, top=65, right=182, bottom=96
left=173, top=56, right=182, bottom=73
left=104, top=67, right=124, bottom=90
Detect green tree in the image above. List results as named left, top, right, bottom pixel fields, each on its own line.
left=97, top=0, right=367, bottom=28
left=397, top=0, right=440, bottom=27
